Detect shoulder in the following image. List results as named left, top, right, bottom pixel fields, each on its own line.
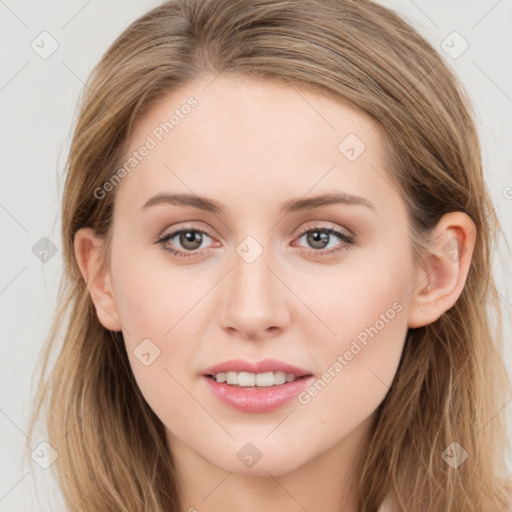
left=376, top=493, right=394, bottom=512
left=376, top=492, right=512, bottom=512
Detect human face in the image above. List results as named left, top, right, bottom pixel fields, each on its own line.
left=105, top=74, right=415, bottom=478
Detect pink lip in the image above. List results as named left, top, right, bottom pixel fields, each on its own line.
left=202, top=358, right=312, bottom=377
left=203, top=374, right=314, bottom=413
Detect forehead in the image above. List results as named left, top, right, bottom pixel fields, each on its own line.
left=113, top=74, right=397, bottom=218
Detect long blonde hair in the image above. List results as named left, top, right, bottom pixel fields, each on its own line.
left=26, top=0, right=512, bottom=510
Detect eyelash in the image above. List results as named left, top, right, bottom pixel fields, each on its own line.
left=155, top=224, right=355, bottom=259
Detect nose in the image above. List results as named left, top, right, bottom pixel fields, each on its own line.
left=217, top=247, right=291, bottom=340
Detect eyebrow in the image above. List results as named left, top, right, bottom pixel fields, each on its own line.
left=140, top=191, right=375, bottom=215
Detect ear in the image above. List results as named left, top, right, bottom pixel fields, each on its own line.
left=407, top=212, right=476, bottom=328
left=73, top=227, right=122, bottom=332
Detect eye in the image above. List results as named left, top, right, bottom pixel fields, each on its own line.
left=156, top=226, right=216, bottom=258
left=155, top=223, right=355, bottom=259
left=293, top=225, right=355, bottom=257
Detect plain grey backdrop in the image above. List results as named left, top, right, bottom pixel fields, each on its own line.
left=1, top=0, right=511, bottom=510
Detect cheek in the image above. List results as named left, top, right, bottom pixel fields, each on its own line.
left=110, top=239, right=200, bottom=334
left=109, top=247, right=209, bottom=411
left=292, top=247, right=412, bottom=423
left=292, top=241, right=412, bottom=352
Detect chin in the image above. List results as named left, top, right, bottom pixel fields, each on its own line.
left=202, top=437, right=312, bottom=477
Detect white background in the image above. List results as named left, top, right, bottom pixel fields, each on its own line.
left=1, top=0, right=511, bottom=510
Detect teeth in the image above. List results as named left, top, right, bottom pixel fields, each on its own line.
left=213, top=371, right=300, bottom=387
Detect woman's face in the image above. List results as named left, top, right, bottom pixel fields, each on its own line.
left=104, top=74, right=418, bottom=476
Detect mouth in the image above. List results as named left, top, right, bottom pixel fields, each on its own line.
left=201, top=358, right=314, bottom=388
left=205, top=371, right=312, bottom=388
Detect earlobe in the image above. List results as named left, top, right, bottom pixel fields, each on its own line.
left=407, top=212, right=476, bottom=328
left=73, top=227, right=122, bottom=332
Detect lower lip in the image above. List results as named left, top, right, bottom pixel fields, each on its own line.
left=203, top=375, right=314, bottom=413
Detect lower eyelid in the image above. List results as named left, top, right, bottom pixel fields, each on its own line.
left=292, top=233, right=353, bottom=255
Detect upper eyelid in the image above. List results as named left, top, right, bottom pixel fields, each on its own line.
left=158, top=223, right=354, bottom=248
left=295, top=223, right=353, bottom=237
left=159, top=222, right=351, bottom=239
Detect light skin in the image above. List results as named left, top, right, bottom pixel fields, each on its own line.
left=74, top=74, right=476, bottom=512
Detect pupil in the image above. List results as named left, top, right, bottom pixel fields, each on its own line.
left=181, top=231, right=202, bottom=250
left=308, top=230, right=329, bottom=249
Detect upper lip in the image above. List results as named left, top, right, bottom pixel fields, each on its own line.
left=202, top=358, right=313, bottom=377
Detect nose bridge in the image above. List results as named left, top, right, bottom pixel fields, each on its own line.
left=217, top=238, right=290, bottom=337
